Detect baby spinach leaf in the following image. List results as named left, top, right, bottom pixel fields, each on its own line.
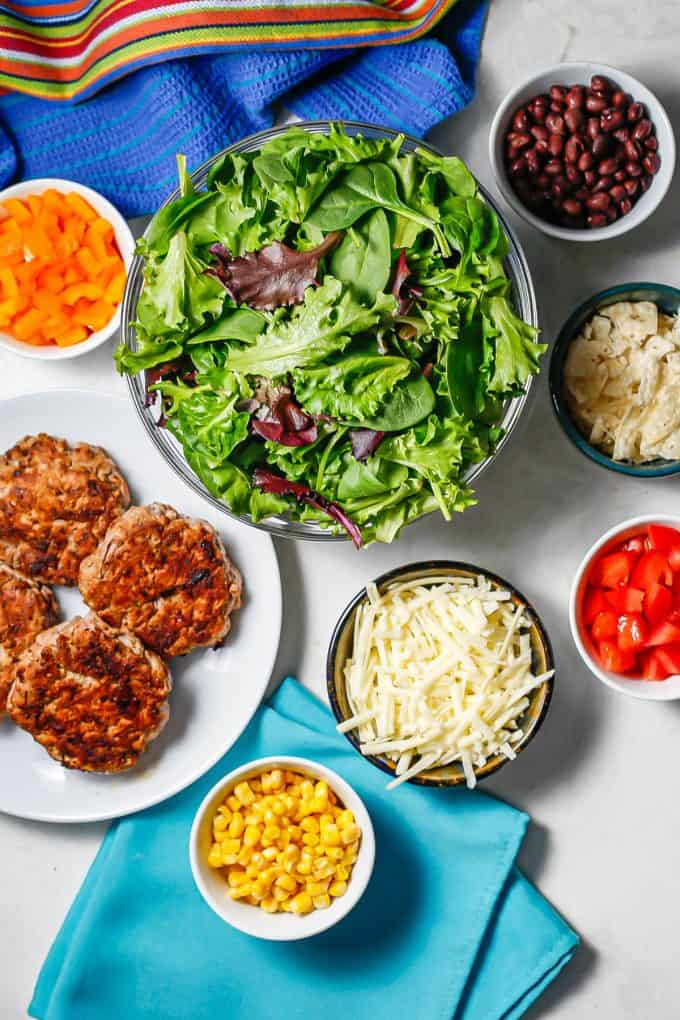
left=186, top=307, right=266, bottom=346
left=357, top=372, right=435, bottom=432
left=329, top=209, right=391, bottom=303
left=337, top=458, right=408, bottom=500
left=445, top=320, right=485, bottom=420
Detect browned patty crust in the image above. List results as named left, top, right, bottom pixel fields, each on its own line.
left=6, top=614, right=171, bottom=772
left=0, top=433, right=130, bottom=586
left=0, top=564, right=59, bottom=715
left=78, top=503, right=242, bottom=658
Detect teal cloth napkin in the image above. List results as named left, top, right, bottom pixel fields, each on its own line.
left=30, top=679, right=578, bottom=1020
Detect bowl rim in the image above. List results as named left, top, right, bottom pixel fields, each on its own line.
left=189, top=754, right=376, bottom=940
left=326, top=559, right=555, bottom=787
left=121, top=118, right=540, bottom=543
left=549, top=281, right=680, bottom=477
left=488, top=60, right=677, bottom=242
left=569, top=514, right=680, bottom=700
left=0, top=177, right=135, bottom=361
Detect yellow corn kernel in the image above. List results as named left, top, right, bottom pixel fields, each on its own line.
left=260, top=897, right=279, bottom=913
left=300, top=817, right=319, bottom=834
left=243, top=825, right=261, bottom=848
left=228, top=883, right=253, bottom=900
left=290, top=891, right=313, bottom=915
left=312, top=862, right=335, bottom=881
left=335, top=866, right=350, bottom=882
left=321, top=824, right=341, bottom=846
left=260, top=772, right=272, bottom=793
left=275, top=873, right=297, bottom=893
left=252, top=878, right=272, bottom=899
left=250, top=778, right=262, bottom=794
left=312, top=893, right=331, bottom=910
left=284, top=795, right=298, bottom=815
left=296, top=858, right=312, bottom=876
left=329, top=880, right=348, bottom=898
left=302, top=833, right=319, bottom=848
left=325, top=847, right=344, bottom=861
left=311, top=796, right=328, bottom=813
left=207, top=847, right=223, bottom=868
left=305, top=879, right=330, bottom=896
left=244, top=812, right=260, bottom=827
left=312, top=845, right=325, bottom=858
left=220, top=838, right=241, bottom=857
left=212, top=830, right=231, bottom=844
left=213, top=814, right=229, bottom=832
left=261, top=846, right=278, bottom=862
left=271, top=798, right=287, bottom=817
left=319, top=813, right=334, bottom=828
left=336, top=810, right=355, bottom=828
left=262, top=824, right=281, bottom=842
left=234, top=781, right=255, bottom=806
left=341, top=824, right=361, bottom=845
left=288, top=825, right=302, bottom=842
left=269, top=769, right=284, bottom=790
left=237, top=846, right=253, bottom=867
left=314, top=781, right=329, bottom=800
left=343, top=846, right=359, bottom=865
left=229, top=812, right=244, bottom=838
left=246, top=863, right=260, bottom=881
left=273, top=885, right=290, bottom=903
left=227, top=869, right=249, bottom=889
left=227, top=795, right=241, bottom=812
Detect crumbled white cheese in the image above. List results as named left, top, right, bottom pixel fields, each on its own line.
left=337, top=575, right=553, bottom=790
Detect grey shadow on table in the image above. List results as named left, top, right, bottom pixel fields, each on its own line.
left=266, top=537, right=305, bottom=698
left=525, top=936, right=598, bottom=1019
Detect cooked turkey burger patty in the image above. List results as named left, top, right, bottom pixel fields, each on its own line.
left=0, top=563, right=59, bottom=716
left=78, top=503, right=242, bottom=658
left=0, top=433, right=130, bottom=586
left=6, top=614, right=171, bottom=773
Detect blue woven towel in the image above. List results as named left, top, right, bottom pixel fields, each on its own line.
left=30, top=678, right=578, bottom=1020
left=0, top=0, right=487, bottom=217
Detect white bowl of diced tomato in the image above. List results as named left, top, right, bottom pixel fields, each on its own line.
left=570, top=516, right=680, bottom=700
left=0, top=178, right=134, bottom=359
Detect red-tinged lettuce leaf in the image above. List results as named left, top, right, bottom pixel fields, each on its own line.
left=391, top=250, right=423, bottom=315
left=250, top=385, right=318, bottom=447
left=207, top=232, right=343, bottom=310
left=350, top=428, right=385, bottom=461
left=252, top=468, right=363, bottom=548
left=252, top=420, right=318, bottom=447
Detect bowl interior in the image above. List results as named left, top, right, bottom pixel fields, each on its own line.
left=550, top=282, right=680, bottom=477
left=490, top=61, right=676, bottom=242
left=122, top=120, right=538, bottom=541
left=327, top=561, right=554, bottom=787
left=0, top=178, right=134, bottom=360
left=191, top=756, right=375, bottom=940
left=571, top=516, right=680, bottom=700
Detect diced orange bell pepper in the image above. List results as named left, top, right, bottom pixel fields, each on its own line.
left=2, top=198, right=31, bottom=224
left=26, top=194, right=43, bottom=218
left=33, top=289, right=63, bottom=315
left=105, top=269, right=126, bottom=304
left=89, top=217, right=115, bottom=242
left=75, top=245, right=100, bottom=280
left=55, top=324, right=88, bottom=347
left=61, top=281, right=103, bottom=305
left=13, top=308, right=45, bottom=340
left=0, top=267, right=18, bottom=299
left=64, top=192, right=96, bottom=222
left=23, top=225, right=54, bottom=260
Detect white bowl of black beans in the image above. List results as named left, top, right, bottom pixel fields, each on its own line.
left=489, top=62, right=675, bottom=241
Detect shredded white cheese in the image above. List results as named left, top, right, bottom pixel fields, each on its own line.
left=338, top=574, right=553, bottom=790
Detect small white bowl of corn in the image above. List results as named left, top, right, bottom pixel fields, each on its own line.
left=189, top=756, right=375, bottom=940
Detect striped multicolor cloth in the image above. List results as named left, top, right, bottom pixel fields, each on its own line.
left=2, top=0, right=459, bottom=101
left=0, top=0, right=487, bottom=216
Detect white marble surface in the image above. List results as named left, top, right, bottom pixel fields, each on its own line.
left=2, top=0, right=680, bottom=1015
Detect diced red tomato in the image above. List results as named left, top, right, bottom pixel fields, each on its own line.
left=647, top=621, right=680, bottom=647
left=669, top=546, right=680, bottom=572
left=647, top=523, right=680, bottom=551
left=622, top=536, right=646, bottom=560
left=617, top=613, right=648, bottom=652
left=591, top=611, right=618, bottom=641
left=640, top=649, right=670, bottom=681
left=644, top=582, right=672, bottom=627
left=582, top=587, right=609, bottom=625
left=604, top=587, right=645, bottom=613
left=590, top=550, right=634, bottom=588
left=630, top=550, right=673, bottom=590
left=653, top=644, right=680, bottom=676
left=598, top=640, right=636, bottom=673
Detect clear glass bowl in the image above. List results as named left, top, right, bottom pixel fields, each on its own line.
left=121, top=121, right=539, bottom=542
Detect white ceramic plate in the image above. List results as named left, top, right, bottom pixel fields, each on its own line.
left=0, top=391, right=282, bottom=823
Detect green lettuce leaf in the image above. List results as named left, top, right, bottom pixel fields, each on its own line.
left=484, top=295, right=546, bottom=395
left=292, top=351, right=411, bottom=422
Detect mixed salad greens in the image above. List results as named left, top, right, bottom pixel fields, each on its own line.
left=116, top=125, right=545, bottom=546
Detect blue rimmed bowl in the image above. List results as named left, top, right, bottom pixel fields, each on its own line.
left=549, top=282, right=680, bottom=477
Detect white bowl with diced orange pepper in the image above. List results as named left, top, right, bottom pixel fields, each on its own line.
left=0, top=177, right=134, bottom=359
left=190, top=757, right=375, bottom=940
